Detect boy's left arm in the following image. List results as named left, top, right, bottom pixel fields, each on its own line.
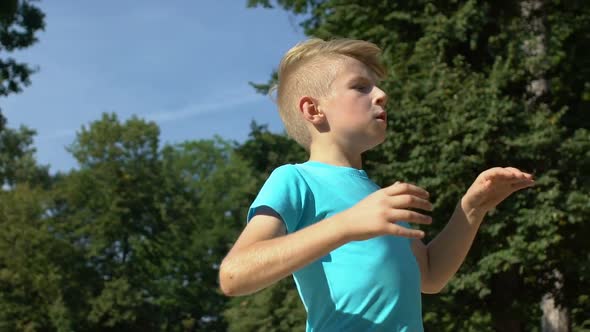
left=411, top=167, right=535, bottom=294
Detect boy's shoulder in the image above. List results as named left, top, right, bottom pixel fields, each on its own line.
left=267, top=163, right=332, bottom=187
left=272, top=163, right=300, bottom=172
left=264, top=163, right=305, bottom=183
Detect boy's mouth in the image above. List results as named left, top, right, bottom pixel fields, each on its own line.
left=375, top=112, right=387, bottom=121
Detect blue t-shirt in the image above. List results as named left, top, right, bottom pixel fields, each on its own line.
left=247, top=161, right=423, bottom=332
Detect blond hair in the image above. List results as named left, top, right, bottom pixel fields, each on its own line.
left=275, top=38, right=387, bottom=149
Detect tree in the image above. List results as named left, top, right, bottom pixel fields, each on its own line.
left=0, top=0, right=45, bottom=101
left=158, top=136, right=257, bottom=331
left=57, top=113, right=168, bottom=331
left=49, top=113, right=257, bottom=331
left=0, top=0, right=48, bottom=187
left=0, top=4, right=68, bottom=330
left=0, top=123, right=50, bottom=188
left=244, top=1, right=590, bottom=330
left=0, top=184, right=87, bottom=332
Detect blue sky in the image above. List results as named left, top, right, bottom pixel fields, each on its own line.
left=3, top=1, right=307, bottom=172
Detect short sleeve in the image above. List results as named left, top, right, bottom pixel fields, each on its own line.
left=247, top=165, right=310, bottom=233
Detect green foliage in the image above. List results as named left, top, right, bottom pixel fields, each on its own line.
left=0, top=0, right=48, bottom=189
left=0, top=123, right=50, bottom=188
left=236, top=122, right=307, bottom=180
left=52, top=113, right=257, bottom=330
left=0, top=185, right=85, bottom=332
left=0, top=113, right=259, bottom=331
left=0, top=0, right=45, bottom=99
left=224, top=278, right=306, bottom=332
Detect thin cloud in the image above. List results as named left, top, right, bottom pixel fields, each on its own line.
left=38, top=92, right=266, bottom=140
left=145, top=93, right=265, bottom=123
left=39, top=128, right=78, bottom=140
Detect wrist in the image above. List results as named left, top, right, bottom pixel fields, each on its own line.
left=325, top=212, right=355, bottom=244
left=459, top=196, right=486, bottom=225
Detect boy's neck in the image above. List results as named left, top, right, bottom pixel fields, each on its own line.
left=308, top=143, right=363, bottom=169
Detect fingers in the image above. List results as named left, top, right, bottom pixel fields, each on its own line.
left=504, top=167, right=535, bottom=183
left=485, top=167, right=535, bottom=184
left=382, top=183, right=433, bottom=228
left=511, top=180, right=535, bottom=191
left=387, top=224, right=425, bottom=239
left=384, top=181, right=430, bottom=200
left=390, top=209, right=432, bottom=225
left=388, top=194, right=433, bottom=212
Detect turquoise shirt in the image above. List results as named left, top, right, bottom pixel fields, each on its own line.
left=248, top=161, right=423, bottom=332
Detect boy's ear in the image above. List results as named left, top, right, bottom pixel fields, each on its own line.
left=299, top=96, right=325, bottom=125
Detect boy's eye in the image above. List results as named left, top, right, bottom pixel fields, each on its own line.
left=353, top=84, right=371, bottom=92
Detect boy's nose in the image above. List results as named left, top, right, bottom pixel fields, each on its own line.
left=374, top=87, right=388, bottom=108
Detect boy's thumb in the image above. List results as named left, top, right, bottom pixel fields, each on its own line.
left=394, top=181, right=400, bottom=185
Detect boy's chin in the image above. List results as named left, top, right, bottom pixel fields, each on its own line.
left=375, top=130, right=388, bottom=144
left=365, top=132, right=388, bottom=151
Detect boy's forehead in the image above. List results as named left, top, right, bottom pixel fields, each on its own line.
left=330, top=56, right=376, bottom=81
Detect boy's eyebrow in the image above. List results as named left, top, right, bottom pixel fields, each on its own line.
left=347, top=75, right=375, bottom=84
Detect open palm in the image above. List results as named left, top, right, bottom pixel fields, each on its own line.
left=462, top=167, right=535, bottom=214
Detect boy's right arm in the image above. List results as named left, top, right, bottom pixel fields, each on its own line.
left=219, top=206, right=351, bottom=296
left=218, top=182, right=433, bottom=297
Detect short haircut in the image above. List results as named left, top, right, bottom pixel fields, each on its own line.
left=275, top=38, right=387, bottom=149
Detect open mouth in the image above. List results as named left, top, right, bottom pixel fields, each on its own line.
left=376, top=113, right=387, bottom=121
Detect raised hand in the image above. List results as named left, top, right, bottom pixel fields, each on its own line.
left=342, top=182, right=433, bottom=241
left=461, top=167, right=535, bottom=220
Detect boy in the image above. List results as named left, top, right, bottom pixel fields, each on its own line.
left=219, top=38, right=535, bottom=331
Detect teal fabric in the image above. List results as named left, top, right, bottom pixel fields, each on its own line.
left=248, top=161, right=423, bottom=332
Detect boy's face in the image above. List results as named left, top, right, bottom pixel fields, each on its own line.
left=318, top=57, right=388, bottom=153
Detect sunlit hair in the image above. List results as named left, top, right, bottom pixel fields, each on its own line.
left=273, top=38, right=387, bottom=150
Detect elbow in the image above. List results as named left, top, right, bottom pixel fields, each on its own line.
left=421, top=279, right=445, bottom=294
left=219, top=260, right=244, bottom=297
left=219, top=262, right=237, bottom=297
left=422, top=286, right=443, bottom=295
